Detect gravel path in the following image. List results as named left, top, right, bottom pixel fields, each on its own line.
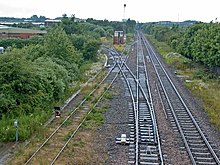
left=97, top=76, right=130, bottom=165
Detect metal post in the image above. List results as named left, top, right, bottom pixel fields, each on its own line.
left=14, top=120, right=18, bottom=142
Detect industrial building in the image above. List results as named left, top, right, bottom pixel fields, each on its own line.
left=0, top=25, right=46, bottom=39
left=113, top=31, right=125, bottom=45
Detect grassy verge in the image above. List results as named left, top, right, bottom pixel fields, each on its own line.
left=0, top=53, right=105, bottom=142
left=146, top=34, right=220, bottom=129
left=59, top=90, right=114, bottom=164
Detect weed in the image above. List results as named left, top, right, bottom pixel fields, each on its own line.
left=104, top=91, right=113, bottom=99
left=62, top=119, right=72, bottom=127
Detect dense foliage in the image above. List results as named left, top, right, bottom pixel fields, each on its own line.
left=0, top=14, right=137, bottom=141
left=0, top=16, right=107, bottom=141
left=142, top=22, right=220, bottom=67
left=0, top=36, right=43, bottom=49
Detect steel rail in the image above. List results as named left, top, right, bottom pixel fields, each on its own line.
left=24, top=63, right=117, bottom=165
left=136, top=35, right=140, bottom=165
left=142, top=32, right=220, bottom=164
left=138, top=33, right=164, bottom=164
left=50, top=47, right=130, bottom=164
left=119, top=34, right=163, bottom=164
left=50, top=65, right=119, bottom=164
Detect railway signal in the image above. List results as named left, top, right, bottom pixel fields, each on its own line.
left=54, top=107, right=61, bottom=118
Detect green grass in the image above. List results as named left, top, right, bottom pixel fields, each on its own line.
left=0, top=109, right=52, bottom=141
left=0, top=52, right=106, bottom=142
left=103, top=91, right=113, bottom=99
left=82, top=106, right=108, bottom=129
left=146, top=34, right=220, bottom=130
left=146, top=35, right=173, bottom=57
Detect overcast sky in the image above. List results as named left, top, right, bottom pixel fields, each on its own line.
left=0, top=0, right=219, bottom=22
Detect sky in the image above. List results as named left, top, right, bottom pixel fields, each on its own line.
left=0, top=0, right=219, bottom=23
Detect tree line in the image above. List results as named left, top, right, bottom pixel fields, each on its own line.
left=0, top=15, right=119, bottom=141
left=142, top=22, right=220, bottom=67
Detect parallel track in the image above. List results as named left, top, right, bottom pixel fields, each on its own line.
left=117, top=34, right=163, bottom=165
left=24, top=55, right=119, bottom=164
left=141, top=32, right=220, bottom=165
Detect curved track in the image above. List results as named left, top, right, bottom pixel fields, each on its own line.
left=117, top=34, right=163, bottom=165
left=141, top=32, right=220, bottom=165
left=24, top=57, right=119, bottom=164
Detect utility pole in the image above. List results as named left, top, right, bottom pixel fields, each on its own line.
left=123, top=4, right=127, bottom=43
left=123, top=4, right=126, bottom=22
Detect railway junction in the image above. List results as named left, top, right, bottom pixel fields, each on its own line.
left=5, top=31, right=220, bottom=165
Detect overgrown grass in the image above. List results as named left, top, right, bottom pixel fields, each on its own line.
left=103, top=91, right=114, bottom=99
left=0, top=54, right=106, bottom=142
left=0, top=109, right=51, bottom=141
left=82, top=108, right=105, bottom=129
left=146, top=34, right=220, bottom=129
left=146, top=35, right=173, bottom=57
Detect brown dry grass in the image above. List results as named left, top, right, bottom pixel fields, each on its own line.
left=54, top=130, right=107, bottom=165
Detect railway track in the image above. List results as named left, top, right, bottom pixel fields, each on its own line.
left=23, top=53, right=121, bottom=164
left=141, top=32, right=220, bottom=165
left=117, top=34, right=163, bottom=165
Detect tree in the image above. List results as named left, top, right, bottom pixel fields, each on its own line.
left=43, top=25, right=80, bottom=79
left=83, top=39, right=101, bottom=61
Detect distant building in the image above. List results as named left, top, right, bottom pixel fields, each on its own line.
left=0, top=26, right=46, bottom=39
left=44, top=19, right=61, bottom=27
left=113, top=31, right=125, bottom=45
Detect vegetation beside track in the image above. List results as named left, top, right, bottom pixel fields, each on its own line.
left=146, top=34, right=220, bottom=129
left=56, top=90, right=114, bottom=164
left=6, top=68, right=109, bottom=164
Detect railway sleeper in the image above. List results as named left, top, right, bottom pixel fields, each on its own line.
left=140, top=124, right=153, bottom=127
left=139, top=117, right=152, bottom=121
left=140, top=156, right=159, bottom=161
left=193, top=152, right=212, bottom=157
left=139, top=125, right=153, bottom=129
left=184, top=130, right=199, bottom=133
left=139, top=135, right=154, bottom=139
left=177, top=117, right=191, bottom=121
left=140, top=139, right=156, bottom=144
left=183, top=126, right=199, bottom=130
left=190, top=147, right=209, bottom=152
left=139, top=161, right=160, bottom=165
left=129, top=138, right=135, bottom=142
left=187, top=139, right=204, bottom=144
left=179, top=120, right=193, bottom=124
left=195, top=156, right=215, bottom=162
left=140, top=153, right=158, bottom=157
left=139, top=146, right=157, bottom=151
left=184, top=133, right=201, bottom=138
left=129, top=119, right=135, bottom=123
left=128, top=160, right=135, bottom=164
left=129, top=148, right=135, bottom=152
left=130, top=132, right=135, bottom=136
left=139, top=132, right=154, bottom=136
left=180, top=122, right=195, bottom=126
left=139, top=131, right=154, bottom=135
left=128, top=155, right=135, bottom=160
left=195, top=162, right=217, bottom=165
left=129, top=152, right=135, bottom=156
left=190, top=143, right=207, bottom=148
left=139, top=114, right=151, bottom=118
